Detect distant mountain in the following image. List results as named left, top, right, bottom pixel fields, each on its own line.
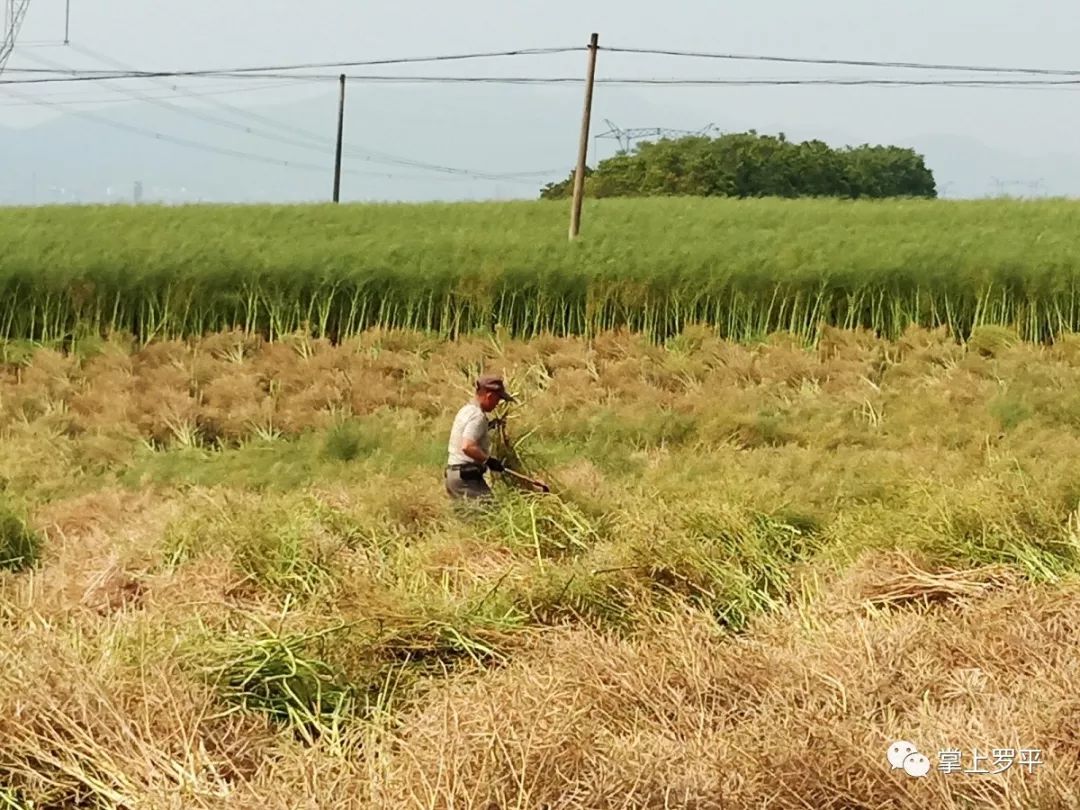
left=0, top=84, right=677, bottom=205
left=3, top=85, right=1078, bottom=204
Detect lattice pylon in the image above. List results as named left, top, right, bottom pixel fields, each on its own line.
left=1, top=0, right=32, bottom=74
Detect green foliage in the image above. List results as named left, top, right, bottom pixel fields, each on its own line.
left=121, top=440, right=327, bottom=491
left=192, top=623, right=355, bottom=744
left=927, top=496, right=1080, bottom=581
left=580, top=407, right=699, bottom=451
left=0, top=504, right=40, bottom=573
left=479, top=489, right=606, bottom=559
left=0, top=340, right=39, bottom=368
left=967, top=324, right=1019, bottom=357
left=593, top=506, right=824, bottom=633
left=0, top=786, right=32, bottom=810
left=541, top=132, right=936, bottom=200
left=733, top=409, right=800, bottom=449
left=162, top=495, right=340, bottom=598
left=322, top=420, right=379, bottom=463
left=989, top=394, right=1031, bottom=431
left=5, top=197, right=1080, bottom=346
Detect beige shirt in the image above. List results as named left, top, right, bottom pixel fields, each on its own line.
left=447, top=400, right=490, bottom=465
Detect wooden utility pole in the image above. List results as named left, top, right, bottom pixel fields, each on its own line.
left=64, top=0, right=71, bottom=44
left=333, top=73, right=346, bottom=203
left=569, top=33, right=599, bottom=240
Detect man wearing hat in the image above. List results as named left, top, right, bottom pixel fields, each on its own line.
left=445, top=374, right=516, bottom=500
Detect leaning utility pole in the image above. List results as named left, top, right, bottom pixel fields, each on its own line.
left=568, top=32, right=599, bottom=240
left=333, top=73, right=346, bottom=203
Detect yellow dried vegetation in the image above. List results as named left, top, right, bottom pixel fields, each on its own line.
left=1, top=324, right=1080, bottom=808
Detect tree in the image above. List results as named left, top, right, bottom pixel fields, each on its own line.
left=539, top=131, right=936, bottom=200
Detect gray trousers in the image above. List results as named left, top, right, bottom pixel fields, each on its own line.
left=445, top=465, right=493, bottom=500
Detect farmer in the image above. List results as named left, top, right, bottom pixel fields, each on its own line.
left=444, top=374, right=515, bottom=500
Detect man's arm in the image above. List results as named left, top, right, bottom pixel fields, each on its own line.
left=461, top=437, right=489, bottom=464
left=460, top=410, right=490, bottom=463
left=461, top=413, right=503, bottom=470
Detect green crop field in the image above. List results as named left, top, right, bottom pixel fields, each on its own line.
left=4, top=197, right=1080, bottom=344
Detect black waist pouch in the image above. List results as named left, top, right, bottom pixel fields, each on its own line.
left=459, top=465, right=485, bottom=482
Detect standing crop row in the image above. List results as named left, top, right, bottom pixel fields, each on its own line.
left=3, top=197, right=1080, bottom=343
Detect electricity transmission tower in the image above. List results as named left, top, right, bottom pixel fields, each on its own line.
left=1, top=0, right=32, bottom=74
left=990, top=177, right=1046, bottom=198
left=594, top=120, right=718, bottom=159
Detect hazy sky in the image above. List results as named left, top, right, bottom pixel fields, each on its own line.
left=5, top=0, right=1080, bottom=202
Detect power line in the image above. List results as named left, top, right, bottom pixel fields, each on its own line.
left=3, top=85, right=334, bottom=171
left=166, top=45, right=584, bottom=75
left=2, top=85, right=445, bottom=179
left=10, top=39, right=1077, bottom=198
left=2, top=87, right=560, bottom=187
left=600, top=46, right=1080, bottom=78
left=329, top=75, right=1080, bottom=88
left=11, top=70, right=1080, bottom=90
left=7, top=43, right=1080, bottom=85
left=583, top=77, right=1080, bottom=87
left=195, top=74, right=1080, bottom=88
left=21, top=50, right=362, bottom=158
left=68, top=42, right=342, bottom=154
left=0, top=45, right=585, bottom=81
left=14, top=48, right=564, bottom=183
left=0, top=68, right=319, bottom=86
left=75, top=47, right=562, bottom=179
left=0, top=79, right=308, bottom=105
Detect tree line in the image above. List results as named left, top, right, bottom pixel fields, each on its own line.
left=541, top=131, right=937, bottom=200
